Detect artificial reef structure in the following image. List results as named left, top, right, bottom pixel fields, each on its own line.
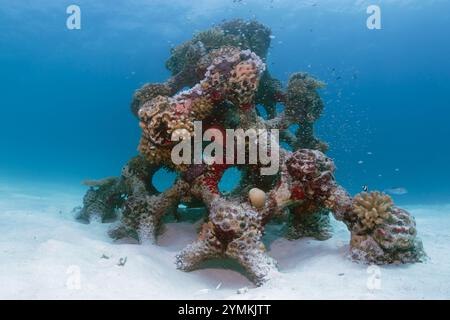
left=77, top=20, right=425, bottom=286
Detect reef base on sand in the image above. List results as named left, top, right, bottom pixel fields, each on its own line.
left=0, top=182, right=447, bottom=299
left=75, top=20, right=425, bottom=286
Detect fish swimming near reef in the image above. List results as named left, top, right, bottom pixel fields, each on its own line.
left=384, top=187, right=408, bottom=195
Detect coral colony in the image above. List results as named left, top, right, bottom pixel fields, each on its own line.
left=77, top=20, right=425, bottom=286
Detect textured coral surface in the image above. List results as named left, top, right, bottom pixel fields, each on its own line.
left=76, top=20, right=425, bottom=286
left=349, top=192, right=424, bottom=264
left=353, top=191, right=393, bottom=231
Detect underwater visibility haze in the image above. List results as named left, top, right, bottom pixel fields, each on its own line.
left=0, top=0, right=449, bottom=300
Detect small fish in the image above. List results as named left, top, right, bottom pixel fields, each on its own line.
left=362, top=185, right=369, bottom=192
left=384, top=187, right=408, bottom=195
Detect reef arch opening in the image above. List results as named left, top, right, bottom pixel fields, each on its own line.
left=218, top=166, right=242, bottom=194
left=151, top=167, right=177, bottom=192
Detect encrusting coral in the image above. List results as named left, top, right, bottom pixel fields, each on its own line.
left=76, top=19, right=425, bottom=286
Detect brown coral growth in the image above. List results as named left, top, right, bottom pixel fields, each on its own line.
left=353, top=191, right=394, bottom=230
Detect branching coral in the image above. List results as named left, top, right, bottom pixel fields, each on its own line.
left=353, top=191, right=393, bottom=231
left=77, top=19, right=425, bottom=286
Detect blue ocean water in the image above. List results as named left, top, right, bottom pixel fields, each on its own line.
left=1, top=0, right=449, bottom=205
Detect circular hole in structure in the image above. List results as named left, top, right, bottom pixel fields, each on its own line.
left=276, top=103, right=285, bottom=114
left=218, top=167, right=241, bottom=194
left=151, top=167, right=177, bottom=192
left=288, top=123, right=299, bottom=133
left=256, top=104, right=268, bottom=119
left=280, top=141, right=293, bottom=151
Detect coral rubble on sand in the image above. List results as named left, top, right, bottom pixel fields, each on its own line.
left=76, top=19, right=425, bottom=286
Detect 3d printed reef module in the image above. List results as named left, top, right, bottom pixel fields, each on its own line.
left=77, top=20, right=425, bottom=286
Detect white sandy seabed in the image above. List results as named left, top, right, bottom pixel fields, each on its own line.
left=0, top=181, right=449, bottom=300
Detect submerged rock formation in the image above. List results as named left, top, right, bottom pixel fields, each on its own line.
left=76, top=19, right=425, bottom=286
left=349, top=191, right=424, bottom=264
